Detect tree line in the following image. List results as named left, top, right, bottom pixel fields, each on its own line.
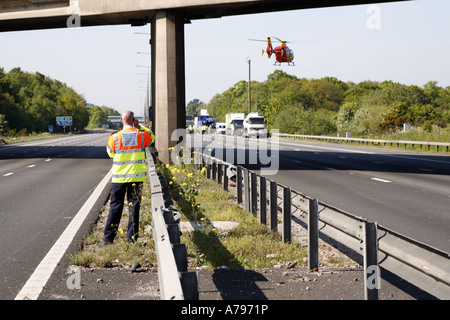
left=202, top=70, right=450, bottom=136
left=0, top=67, right=119, bottom=136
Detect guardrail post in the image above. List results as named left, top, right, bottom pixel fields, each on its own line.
left=236, top=166, right=242, bottom=204
left=244, top=168, right=250, bottom=212
left=181, top=272, right=199, bottom=300
left=217, top=163, right=223, bottom=184
left=364, top=221, right=379, bottom=300
left=282, top=186, right=291, bottom=243
left=270, top=181, right=277, bottom=231
left=223, top=164, right=228, bottom=191
left=308, top=198, right=319, bottom=271
left=206, top=162, right=211, bottom=179
left=259, top=176, right=267, bottom=224
left=251, top=171, right=257, bottom=214
left=173, top=243, right=188, bottom=272
left=212, top=161, right=217, bottom=180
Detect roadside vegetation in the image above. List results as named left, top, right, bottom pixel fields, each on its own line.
left=3, top=66, right=449, bottom=145
left=194, top=70, right=450, bottom=141
left=0, top=67, right=119, bottom=139
left=69, top=154, right=309, bottom=270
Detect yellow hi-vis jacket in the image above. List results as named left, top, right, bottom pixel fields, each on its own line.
left=106, top=125, right=155, bottom=183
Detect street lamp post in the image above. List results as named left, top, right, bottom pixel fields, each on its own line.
left=133, top=30, right=152, bottom=127
left=247, top=57, right=251, bottom=113
left=137, top=64, right=150, bottom=124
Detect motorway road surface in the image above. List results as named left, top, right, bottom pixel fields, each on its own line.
left=193, top=134, right=450, bottom=253
left=2, top=131, right=448, bottom=299
left=0, top=132, right=111, bottom=299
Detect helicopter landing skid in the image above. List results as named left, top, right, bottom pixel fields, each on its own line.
left=273, top=62, right=295, bottom=66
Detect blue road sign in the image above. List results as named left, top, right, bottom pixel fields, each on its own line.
left=56, top=116, right=73, bottom=126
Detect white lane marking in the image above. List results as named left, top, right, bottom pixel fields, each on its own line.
left=45, top=159, right=52, bottom=162
left=15, top=169, right=112, bottom=300
left=325, top=167, right=337, bottom=171
left=3, top=172, right=14, bottom=176
left=27, top=165, right=36, bottom=168
left=279, top=141, right=375, bottom=155
left=371, top=177, right=392, bottom=183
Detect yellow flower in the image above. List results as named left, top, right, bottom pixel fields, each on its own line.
left=169, top=181, right=173, bottom=185
left=187, top=173, right=193, bottom=178
left=182, top=182, right=188, bottom=187
left=166, top=164, right=170, bottom=168
left=200, top=167, right=206, bottom=174
left=132, top=183, right=136, bottom=186
left=191, top=184, right=196, bottom=188
left=212, top=228, right=217, bottom=233
left=128, top=202, right=133, bottom=206
left=119, top=229, right=124, bottom=234
left=200, top=217, right=205, bottom=221
left=172, top=176, right=176, bottom=180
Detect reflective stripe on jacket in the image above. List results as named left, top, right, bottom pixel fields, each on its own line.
left=106, top=125, right=155, bottom=183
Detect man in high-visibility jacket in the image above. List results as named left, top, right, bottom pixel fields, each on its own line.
left=99, top=110, right=155, bottom=246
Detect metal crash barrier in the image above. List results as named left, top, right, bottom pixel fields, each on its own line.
left=198, top=151, right=450, bottom=300
left=145, top=147, right=198, bottom=300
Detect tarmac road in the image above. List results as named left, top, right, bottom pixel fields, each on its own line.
left=0, top=132, right=111, bottom=299
left=199, top=134, right=450, bottom=252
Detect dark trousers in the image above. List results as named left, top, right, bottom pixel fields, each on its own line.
left=104, top=182, right=143, bottom=243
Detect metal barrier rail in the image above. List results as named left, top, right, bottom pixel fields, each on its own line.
left=198, top=151, right=450, bottom=300
left=274, top=133, right=450, bottom=152
left=145, top=148, right=198, bottom=300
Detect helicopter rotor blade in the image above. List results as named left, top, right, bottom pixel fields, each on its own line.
left=248, top=38, right=268, bottom=42
left=272, top=37, right=291, bottom=43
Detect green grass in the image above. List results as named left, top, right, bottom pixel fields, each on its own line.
left=160, top=161, right=307, bottom=270
left=70, top=160, right=308, bottom=270
left=285, top=127, right=450, bottom=154
left=2, top=132, right=66, bottom=144
left=69, top=181, right=156, bottom=269
left=366, top=127, right=450, bottom=143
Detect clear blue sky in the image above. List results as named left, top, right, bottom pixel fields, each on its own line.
left=0, top=0, right=448, bottom=116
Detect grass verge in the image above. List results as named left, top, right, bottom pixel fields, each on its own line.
left=70, top=159, right=308, bottom=270
left=69, top=180, right=156, bottom=269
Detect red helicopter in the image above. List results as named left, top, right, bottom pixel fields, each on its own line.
left=250, top=37, right=295, bottom=66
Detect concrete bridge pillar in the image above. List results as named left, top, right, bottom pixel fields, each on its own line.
left=151, top=9, right=186, bottom=164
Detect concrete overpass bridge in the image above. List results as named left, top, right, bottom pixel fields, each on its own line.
left=0, top=0, right=408, bottom=163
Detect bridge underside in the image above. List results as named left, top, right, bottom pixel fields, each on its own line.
left=0, top=0, right=407, bottom=31
left=0, top=0, right=409, bottom=163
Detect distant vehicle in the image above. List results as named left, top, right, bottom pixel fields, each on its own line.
left=225, top=113, right=245, bottom=135
left=194, top=115, right=214, bottom=132
left=186, top=115, right=194, bottom=127
left=243, top=112, right=265, bottom=137
left=215, top=122, right=226, bottom=134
